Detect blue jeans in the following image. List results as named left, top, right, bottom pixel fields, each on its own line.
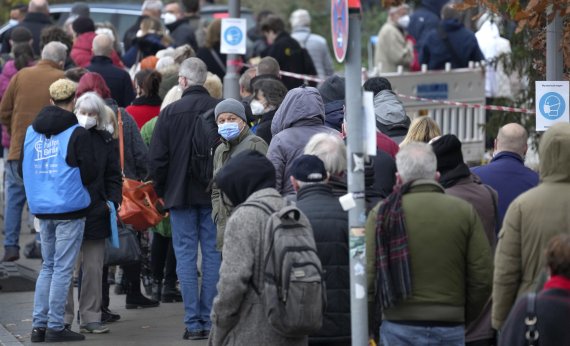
left=380, top=320, right=465, bottom=346
left=170, top=207, right=221, bottom=332
left=32, top=218, right=85, bottom=330
left=4, top=160, right=26, bottom=249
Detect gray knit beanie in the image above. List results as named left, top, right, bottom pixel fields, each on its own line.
left=215, top=98, right=247, bottom=122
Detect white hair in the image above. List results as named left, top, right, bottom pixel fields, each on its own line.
left=74, top=92, right=108, bottom=130
left=179, top=57, right=207, bottom=86
left=161, top=86, right=183, bottom=110
left=396, top=142, right=437, bottom=183
left=156, top=56, right=175, bottom=72
left=290, top=9, right=310, bottom=28
left=41, top=41, right=67, bottom=64
left=304, top=133, right=346, bottom=175
left=142, top=0, right=163, bottom=12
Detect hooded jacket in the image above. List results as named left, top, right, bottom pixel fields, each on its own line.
left=492, top=123, right=570, bottom=329
left=420, top=19, right=485, bottom=70
left=21, top=105, right=97, bottom=219
left=408, top=0, right=447, bottom=52
left=71, top=32, right=124, bottom=69
left=267, top=87, right=339, bottom=196
left=373, top=90, right=410, bottom=144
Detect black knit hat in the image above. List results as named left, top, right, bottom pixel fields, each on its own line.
left=72, top=16, right=95, bottom=35
left=431, top=134, right=464, bottom=172
left=291, top=155, right=327, bottom=183
left=318, top=75, right=345, bottom=104
left=215, top=150, right=276, bottom=206
left=10, top=27, right=32, bottom=43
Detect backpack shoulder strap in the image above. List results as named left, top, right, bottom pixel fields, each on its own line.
left=525, top=293, right=539, bottom=346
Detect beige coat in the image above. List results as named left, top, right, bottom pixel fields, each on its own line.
left=492, top=123, right=570, bottom=329
left=374, top=21, right=413, bottom=73
left=0, top=60, right=64, bottom=161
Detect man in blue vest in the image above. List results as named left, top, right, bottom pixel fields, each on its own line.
left=21, top=79, right=97, bottom=343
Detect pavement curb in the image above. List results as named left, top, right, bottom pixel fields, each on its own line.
left=0, top=323, right=24, bottom=346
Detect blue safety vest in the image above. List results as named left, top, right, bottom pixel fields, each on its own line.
left=22, top=124, right=91, bottom=215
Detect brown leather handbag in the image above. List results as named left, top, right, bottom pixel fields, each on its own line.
left=117, top=109, right=164, bottom=231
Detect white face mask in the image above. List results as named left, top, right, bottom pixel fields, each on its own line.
left=250, top=100, right=265, bottom=116
left=76, top=112, right=97, bottom=130
left=397, top=15, right=410, bottom=29
left=164, top=12, right=177, bottom=25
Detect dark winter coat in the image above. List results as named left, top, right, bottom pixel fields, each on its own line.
left=420, top=19, right=485, bottom=70
left=196, top=46, right=227, bottom=81
left=295, top=184, right=351, bottom=344
left=261, top=31, right=316, bottom=90
left=166, top=18, right=198, bottom=50
left=499, top=288, right=570, bottom=346
left=20, top=105, right=97, bottom=219
left=1, top=12, right=52, bottom=55
left=267, top=87, right=339, bottom=196
left=105, top=99, right=148, bottom=181
left=122, top=33, right=168, bottom=68
left=323, top=100, right=344, bottom=132
left=471, top=151, right=539, bottom=231
left=123, top=16, right=145, bottom=53
left=408, top=0, right=447, bottom=52
left=149, top=85, right=220, bottom=209
left=83, top=129, right=122, bottom=240
left=87, top=56, right=135, bottom=107
left=255, top=108, right=276, bottom=145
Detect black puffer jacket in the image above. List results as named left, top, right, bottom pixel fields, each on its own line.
left=83, top=129, right=122, bottom=240
left=149, top=85, right=220, bottom=209
left=295, top=184, right=351, bottom=344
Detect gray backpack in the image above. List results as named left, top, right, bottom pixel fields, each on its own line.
left=243, top=199, right=326, bottom=337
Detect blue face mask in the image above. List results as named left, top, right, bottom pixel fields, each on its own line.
left=218, top=122, right=241, bottom=141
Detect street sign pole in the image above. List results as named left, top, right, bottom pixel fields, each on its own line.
left=223, top=0, right=240, bottom=99
left=343, top=0, right=369, bottom=344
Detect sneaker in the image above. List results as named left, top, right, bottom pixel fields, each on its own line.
left=183, top=329, right=206, bottom=340
left=80, top=323, right=109, bottom=334
left=101, top=307, right=120, bottom=323
left=45, top=327, right=85, bottom=342
left=1, top=247, right=19, bottom=262
left=31, top=327, right=46, bottom=343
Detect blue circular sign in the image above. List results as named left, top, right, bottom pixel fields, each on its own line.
left=539, top=92, right=566, bottom=120
left=224, top=26, right=243, bottom=46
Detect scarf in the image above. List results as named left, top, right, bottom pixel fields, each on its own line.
left=544, top=275, right=570, bottom=292
left=375, top=181, right=414, bottom=310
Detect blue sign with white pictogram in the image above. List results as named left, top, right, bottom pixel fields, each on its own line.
left=224, top=26, right=242, bottom=46
left=220, top=18, right=246, bottom=55
left=539, top=92, right=565, bottom=120
left=535, top=81, right=569, bottom=131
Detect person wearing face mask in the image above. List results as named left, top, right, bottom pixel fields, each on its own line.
left=374, top=4, right=414, bottom=74
left=63, top=91, right=122, bottom=335
left=211, top=98, right=268, bottom=250
left=250, top=79, right=288, bottom=145
left=164, top=1, right=198, bottom=50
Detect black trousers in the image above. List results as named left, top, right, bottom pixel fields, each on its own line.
left=150, top=232, right=177, bottom=284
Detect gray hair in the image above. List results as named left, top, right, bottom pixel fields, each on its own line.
left=142, top=0, right=163, bottom=12
left=179, top=57, right=207, bottom=86
left=74, top=92, right=108, bottom=130
left=304, top=133, right=347, bottom=175
left=41, top=41, right=67, bottom=64
left=396, top=142, right=437, bottom=183
left=92, top=34, right=113, bottom=57
left=290, top=9, right=310, bottom=28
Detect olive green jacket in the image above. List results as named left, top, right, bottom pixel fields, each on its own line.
left=365, top=180, right=492, bottom=324
left=211, top=128, right=268, bottom=250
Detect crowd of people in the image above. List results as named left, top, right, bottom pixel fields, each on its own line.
left=0, top=0, right=569, bottom=345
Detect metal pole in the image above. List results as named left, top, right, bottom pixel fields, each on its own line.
left=546, top=8, right=563, bottom=81
left=345, top=2, right=368, bottom=345
left=223, top=0, right=240, bottom=99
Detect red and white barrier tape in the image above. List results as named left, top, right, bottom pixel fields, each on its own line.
left=244, top=62, right=533, bottom=114
left=397, top=94, right=536, bottom=114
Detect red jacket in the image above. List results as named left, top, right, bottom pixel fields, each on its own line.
left=71, top=32, right=124, bottom=68
left=376, top=131, right=399, bottom=158
left=125, top=102, right=161, bottom=129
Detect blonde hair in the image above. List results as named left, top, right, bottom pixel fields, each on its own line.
left=105, top=106, right=119, bottom=139
left=400, top=116, right=442, bottom=147
left=204, top=72, right=222, bottom=99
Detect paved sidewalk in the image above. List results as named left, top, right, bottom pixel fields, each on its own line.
left=1, top=227, right=208, bottom=346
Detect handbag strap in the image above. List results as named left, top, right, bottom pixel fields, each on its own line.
left=525, top=292, right=539, bottom=346
left=117, top=109, right=125, bottom=176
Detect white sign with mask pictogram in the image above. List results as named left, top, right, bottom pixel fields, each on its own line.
left=536, top=81, right=569, bottom=131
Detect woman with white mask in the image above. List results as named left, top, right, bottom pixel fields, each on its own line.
left=250, top=78, right=288, bottom=145
left=63, top=92, right=122, bottom=334
left=210, top=99, right=268, bottom=251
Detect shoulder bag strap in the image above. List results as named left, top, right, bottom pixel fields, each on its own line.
left=210, top=49, right=227, bottom=73
left=117, top=109, right=125, bottom=176
left=483, top=184, right=499, bottom=229
left=525, top=292, right=539, bottom=346
left=437, top=24, right=462, bottom=67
